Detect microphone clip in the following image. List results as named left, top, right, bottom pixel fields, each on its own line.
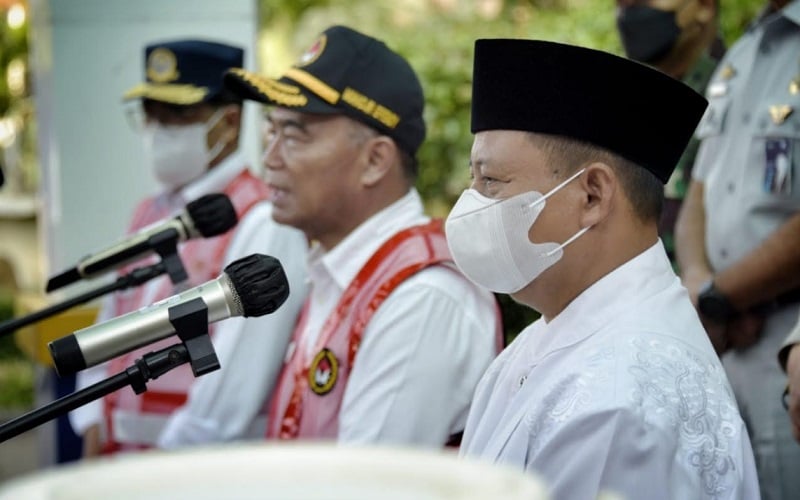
left=168, top=297, right=220, bottom=377
left=148, top=229, right=189, bottom=285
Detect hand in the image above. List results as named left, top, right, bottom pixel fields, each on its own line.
left=681, top=267, right=713, bottom=308
left=787, top=344, right=800, bottom=443
left=726, top=312, right=764, bottom=350
left=700, top=316, right=729, bottom=355
left=82, top=424, right=103, bottom=458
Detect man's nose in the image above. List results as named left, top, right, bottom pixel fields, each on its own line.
left=261, top=138, right=283, bottom=170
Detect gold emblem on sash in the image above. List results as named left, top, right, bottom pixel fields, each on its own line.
left=769, top=105, right=793, bottom=125
left=790, top=76, right=800, bottom=96
left=308, top=348, right=338, bottom=395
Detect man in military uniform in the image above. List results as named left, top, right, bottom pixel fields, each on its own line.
left=70, top=40, right=308, bottom=454
left=616, top=0, right=725, bottom=265
left=675, top=1, right=800, bottom=498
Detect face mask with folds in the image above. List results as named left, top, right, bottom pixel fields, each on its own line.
left=142, top=108, right=227, bottom=190
left=616, top=4, right=682, bottom=64
left=445, top=168, right=591, bottom=294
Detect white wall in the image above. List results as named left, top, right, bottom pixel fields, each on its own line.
left=29, top=0, right=261, bottom=290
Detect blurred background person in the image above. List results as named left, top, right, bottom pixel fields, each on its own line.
left=675, top=1, right=800, bottom=498
left=69, top=39, right=308, bottom=455
left=616, top=0, right=725, bottom=266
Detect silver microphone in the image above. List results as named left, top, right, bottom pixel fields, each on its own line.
left=48, top=254, right=289, bottom=377
left=46, top=193, right=239, bottom=292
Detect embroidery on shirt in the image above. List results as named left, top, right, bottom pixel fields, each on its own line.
left=628, top=337, right=740, bottom=498
left=524, top=346, right=614, bottom=455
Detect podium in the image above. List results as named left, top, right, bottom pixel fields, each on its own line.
left=0, top=443, right=551, bottom=499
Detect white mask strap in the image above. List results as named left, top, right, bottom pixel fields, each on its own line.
left=529, top=167, right=587, bottom=209
left=206, top=107, right=228, bottom=131
left=544, top=225, right=591, bottom=257
left=206, top=107, right=230, bottom=162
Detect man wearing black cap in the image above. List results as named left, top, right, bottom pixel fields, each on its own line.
left=70, top=40, right=308, bottom=454
left=448, top=39, right=759, bottom=498
left=224, top=25, right=500, bottom=445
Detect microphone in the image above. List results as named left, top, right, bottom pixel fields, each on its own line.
left=46, top=193, right=239, bottom=292
left=48, top=254, right=289, bottom=377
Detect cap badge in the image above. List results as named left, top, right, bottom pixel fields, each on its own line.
left=296, top=34, right=327, bottom=67
left=308, top=348, right=338, bottom=395
left=147, top=48, right=180, bottom=83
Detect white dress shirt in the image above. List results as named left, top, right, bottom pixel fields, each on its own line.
left=461, top=241, right=760, bottom=499
left=70, top=152, right=309, bottom=447
left=301, top=188, right=498, bottom=446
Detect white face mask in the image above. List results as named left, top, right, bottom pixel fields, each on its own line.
left=142, top=108, right=227, bottom=190
left=445, top=168, right=591, bottom=293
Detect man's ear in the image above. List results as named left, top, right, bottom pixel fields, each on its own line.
left=578, top=162, right=617, bottom=228
left=695, top=0, right=715, bottom=22
left=361, top=136, right=397, bottom=187
left=678, top=0, right=713, bottom=26
left=216, top=105, right=242, bottom=146
left=223, top=104, right=242, bottom=128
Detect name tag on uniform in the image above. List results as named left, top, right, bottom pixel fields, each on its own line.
left=764, top=138, right=792, bottom=195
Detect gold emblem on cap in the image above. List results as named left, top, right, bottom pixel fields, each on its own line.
left=296, top=34, right=327, bottom=68
left=228, top=68, right=308, bottom=107
left=720, top=64, right=736, bottom=80
left=790, top=76, right=800, bottom=96
left=769, top=104, right=793, bottom=125
left=147, top=48, right=180, bottom=83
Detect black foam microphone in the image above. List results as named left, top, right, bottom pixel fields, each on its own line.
left=46, top=193, right=238, bottom=292
left=49, top=254, right=289, bottom=377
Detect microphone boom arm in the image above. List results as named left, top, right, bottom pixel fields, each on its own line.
left=0, top=260, right=176, bottom=339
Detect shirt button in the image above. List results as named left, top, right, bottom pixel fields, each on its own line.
left=720, top=249, right=728, bottom=259
left=742, top=112, right=750, bottom=125
left=518, top=375, right=527, bottom=388
left=728, top=182, right=735, bottom=193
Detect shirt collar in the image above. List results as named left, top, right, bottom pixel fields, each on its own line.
left=178, top=150, right=247, bottom=204
left=783, top=0, right=800, bottom=26
left=307, top=189, right=427, bottom=290
left=522, top=240, right=677, bottom=361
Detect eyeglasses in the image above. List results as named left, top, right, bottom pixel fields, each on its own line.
left=124, top=101, right=212, bottom=131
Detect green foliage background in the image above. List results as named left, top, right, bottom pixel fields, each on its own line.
left=259, top=0, right=765, bottom=341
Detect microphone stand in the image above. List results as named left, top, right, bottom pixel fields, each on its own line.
left=0, top=235, right=188, bottom=339
left=0, top=297, right=219, bottom=443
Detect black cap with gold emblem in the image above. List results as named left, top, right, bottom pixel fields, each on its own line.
left=470, top=39, right=708, bottom=184
left=124, top=39, right=244, bottom=106
left=223, top=25, right=426, bottom=158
